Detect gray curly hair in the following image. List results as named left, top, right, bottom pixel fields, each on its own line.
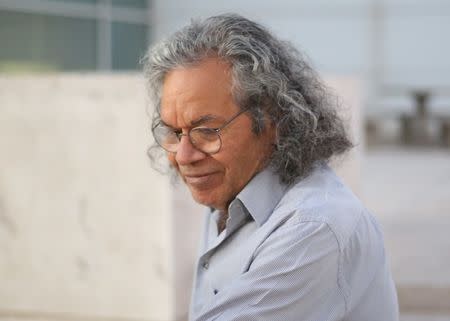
left=143, top=13, right=352, bottom=185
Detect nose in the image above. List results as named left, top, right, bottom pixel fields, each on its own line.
left=175, top=134, right=207, bottom=165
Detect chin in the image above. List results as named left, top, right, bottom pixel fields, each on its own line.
left=190, top=189, right=223, bottom=210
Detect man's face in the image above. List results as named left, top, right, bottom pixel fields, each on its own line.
left=160, top=57, right=275, bottom=211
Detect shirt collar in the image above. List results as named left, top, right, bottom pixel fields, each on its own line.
left=233, top=167, right=288, bottom=227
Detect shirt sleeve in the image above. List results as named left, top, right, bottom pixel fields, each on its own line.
left=192, top=219, right=345, bottom=321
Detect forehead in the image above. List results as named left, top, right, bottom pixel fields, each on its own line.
left=160, top=57, right=238, bottom=126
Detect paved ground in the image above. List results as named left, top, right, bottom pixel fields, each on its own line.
left=362, top=147, right=450, bottom=319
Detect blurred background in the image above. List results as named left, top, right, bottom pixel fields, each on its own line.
left=0, top=0, right=449, bottom=321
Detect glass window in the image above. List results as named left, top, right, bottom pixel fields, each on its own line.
left=0, top=10, right=96, bottom=72
left=46, top=0, right=97, bottom=4
left=112, top=0, right=148, bottom=9
left=46, top=0, right=149, bottom=7
left=0, top=2, right=151, bottom=72
left=112, top=22, right=148, bottom=70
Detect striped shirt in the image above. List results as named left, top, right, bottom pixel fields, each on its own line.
left=189, top=164, right=399, bottom=321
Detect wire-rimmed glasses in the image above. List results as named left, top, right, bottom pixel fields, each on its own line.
left=152, top=108, right=249, bottom=154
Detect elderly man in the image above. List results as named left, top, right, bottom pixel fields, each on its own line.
left=144, top=14, right=398, bottom=321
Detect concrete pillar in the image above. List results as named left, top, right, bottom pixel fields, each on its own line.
left=0, top=74, right=203, bottom=321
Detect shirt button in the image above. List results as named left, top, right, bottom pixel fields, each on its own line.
left=213, top=289, right=219, bottom=295
left=202, top=261, right=209, bottom=270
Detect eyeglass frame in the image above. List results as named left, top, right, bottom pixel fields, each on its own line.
left=152, top=107, right=251, bottom=155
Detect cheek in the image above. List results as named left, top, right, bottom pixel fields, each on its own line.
left=223, top=134, right=272, bottom=178
left=220, top=146, right=255, bottom=184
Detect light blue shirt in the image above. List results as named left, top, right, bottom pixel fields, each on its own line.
left=189, top=164, right=399, bottom=321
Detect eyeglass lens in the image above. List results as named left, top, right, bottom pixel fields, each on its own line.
left=153, top=125, right=222, bottom=154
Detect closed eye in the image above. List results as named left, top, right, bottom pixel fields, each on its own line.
left=195, top=127, right=219, bottom=132
left=189, top=128, right=219, bottom=144
left=192, top=127, right=219, bottom=135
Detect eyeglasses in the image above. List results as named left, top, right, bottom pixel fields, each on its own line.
left=152, top=108, right=249, bottom=154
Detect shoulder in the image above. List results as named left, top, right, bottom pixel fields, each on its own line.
left=274, top=164, right=382, bottom=250
left=244, top=164, right=396, bottom=316
left=269, top=164, right=390, bottom=304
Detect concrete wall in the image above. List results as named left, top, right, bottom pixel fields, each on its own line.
left=0, top=73, right=361, bottom=321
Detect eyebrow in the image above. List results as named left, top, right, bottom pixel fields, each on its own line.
left=159, top=113, right=224, bottom=129
left=190, top=114, right=221, bottom=127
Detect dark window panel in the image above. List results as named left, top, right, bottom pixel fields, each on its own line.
left=46, top=0, right=97, bottom=4
left=0, top=10, right=96, bottom=71
left=112, top=0, right=148, bottom=9
left=111, top=22, right=148, bottom=70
